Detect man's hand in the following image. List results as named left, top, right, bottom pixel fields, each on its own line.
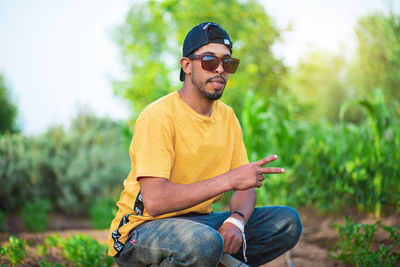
left=218, top=221, right=243, bottom=254
left=228, top=155, right=285, bottom=190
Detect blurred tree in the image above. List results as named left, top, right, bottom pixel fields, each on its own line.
left=113, top=0, right=286, bottom=117
left=349, top=11, right=400, bottom=102
left=0, top=74, right=18, bottom=134
left=287, top=50, right=348, bottom=123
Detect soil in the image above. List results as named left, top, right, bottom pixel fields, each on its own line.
left=1, top=208, right=399, bottom=267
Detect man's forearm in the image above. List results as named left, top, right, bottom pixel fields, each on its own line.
left=140, top=155, right=281, bottom=217
left=139, top=174, right=233, bottom=217
left=229, top=188, right=256, bottom=224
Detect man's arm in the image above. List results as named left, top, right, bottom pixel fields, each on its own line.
left=138, top=174, right=231, bottom=217
left=229, top=189, right=256, bottom=224
left=218, top=188, right=256, bottom=254
left=219, top=156, right=286, bottom=255
left=139, top=155, right=283, bottom=217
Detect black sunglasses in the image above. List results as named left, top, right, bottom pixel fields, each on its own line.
left=188, top=54, right=240, bottom=74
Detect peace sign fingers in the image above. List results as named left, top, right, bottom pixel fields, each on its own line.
left=255, top=155, right=278, bottom=167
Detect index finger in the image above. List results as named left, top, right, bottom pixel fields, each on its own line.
left=255, top=155, right=278, bottom=167
left=260, top=167, right=285, bottom=174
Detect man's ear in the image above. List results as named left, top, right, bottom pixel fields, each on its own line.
left=180, top=57, right=192, bottom=76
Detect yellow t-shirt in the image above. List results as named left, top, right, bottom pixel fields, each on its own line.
left=108, top=91, right=248, bottom=256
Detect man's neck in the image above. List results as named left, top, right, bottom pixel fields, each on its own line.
left=178, top=86, right=214, bottom=117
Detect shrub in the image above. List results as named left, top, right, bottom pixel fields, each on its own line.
left=0, top=236, right=28, bottom=265
left=0, top=134, right=35, bottom=211
left=0, top=112, right=129, bottom=214
left=36, top=233, right=64, bottom=258
left=39, top=258, right=65, bottom=267
left=61, top=234, right=113, bottom=267
left=1, top=234, right=113, bottom=267
left=89, top=197, right=117, bottom=229
left=20, top=198, right=52, bottom=232
left=56, top=113, right=128, bottom=212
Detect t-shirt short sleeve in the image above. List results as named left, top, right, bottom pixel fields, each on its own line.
left=230, top=115, right=249, bottom=170
left=132, top=115, right=175, bottom=179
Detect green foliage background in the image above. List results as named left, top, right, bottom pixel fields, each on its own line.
left=111, top=0, right=400, bottom=217
left=241, top=89, right=400, bottom=216
left=329, top=218, right=400, bottom=266
left=350, top=11, right=400, bottom=102
left=0, top=0, right=399, bottom=232
left=0, top=112, right=129, bottom=214
left=113, top=0, right=285, bottom=117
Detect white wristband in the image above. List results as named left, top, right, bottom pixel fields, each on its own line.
left=223, top=216, right=248, bottom=262
left=223, top=217, right=245, bottom=233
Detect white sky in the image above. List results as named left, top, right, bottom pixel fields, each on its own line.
left=266, top=0, right=397, bottom=64
left=0, top=0, right=398, bottom=134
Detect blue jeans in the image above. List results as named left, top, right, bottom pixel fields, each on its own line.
left=114, top=206, right=302, bottom=267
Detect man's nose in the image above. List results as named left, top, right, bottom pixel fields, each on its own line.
left=214, top=60, right=225, bottom=74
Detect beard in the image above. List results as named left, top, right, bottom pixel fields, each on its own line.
left=199, top=86, right=223, bottom=100
left=191, top=72, right=225, bottom=100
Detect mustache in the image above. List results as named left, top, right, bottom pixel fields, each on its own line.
left=206, top=75, right=226, bottom=84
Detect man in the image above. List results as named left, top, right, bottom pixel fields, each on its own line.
left=108, top=22, right=302, bottom=267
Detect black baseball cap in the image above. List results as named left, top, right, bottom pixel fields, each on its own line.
left=180, top=22, right=233, bottom=81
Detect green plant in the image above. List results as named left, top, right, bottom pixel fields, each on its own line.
left=37, top=233, right=63, bottom=256
left=89, top=197, right=116, bottom=229
left=382, top=225, right=400, bottom=246
left=114, top=0, right=285, bottom=117
left=0, top=236, right=28, bottom=265
left=39, top=258, right=65, bottom=267
left=339, top=89, right=400, bottom=216
left=0, top=112, right=128, bottom=215
left=238, top=88, right=400, bottom=215
left=0, top=245, right=5, bottom=258
left=56, top=112, right=128, bottom=212
left=61, top=234, right=113, bottom=267
left=20, top=198, right=52, bottom=232
left=329, top=217, right=400, bottom=266
left=45, top=233, right=63, bottom=247
left=36, top=233, right=113, bottom=267
left=0, top=74, right=19, bottom=134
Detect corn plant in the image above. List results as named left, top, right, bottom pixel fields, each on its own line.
left=239, top=89, right=400, bottom=215
left=339, top=89, right=400, bottom=216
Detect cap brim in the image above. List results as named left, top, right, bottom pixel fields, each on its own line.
left=179, top=68, right=185, bottom=81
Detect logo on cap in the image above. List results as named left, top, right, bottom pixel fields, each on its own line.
left=202, top=23, right=212, bottom=30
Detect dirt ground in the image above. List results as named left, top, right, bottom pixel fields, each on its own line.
left=1, top=208, right=399, bottom=266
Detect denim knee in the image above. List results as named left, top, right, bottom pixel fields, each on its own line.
left=188, top=227, right=224, bottom=265
left=280, top=206, right=302, bottom=248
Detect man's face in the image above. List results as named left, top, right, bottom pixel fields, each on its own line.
left=190, top=43, right=231, bottom=100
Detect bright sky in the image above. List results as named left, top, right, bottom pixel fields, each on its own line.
left=0, top=0, right=398, bottom=135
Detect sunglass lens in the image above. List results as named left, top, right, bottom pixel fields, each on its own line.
left=223, top=58, right=239, bottom=73
left=202, top=56, right=219, bottom=72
